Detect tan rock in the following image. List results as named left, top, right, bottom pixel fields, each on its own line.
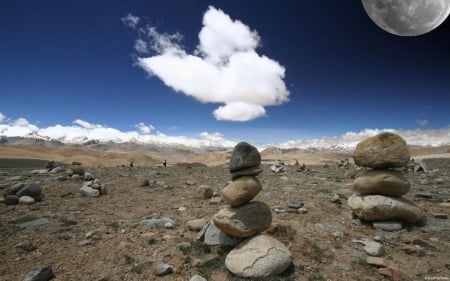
left=222, top=176, right=262, bottom=207
left=225, top=234, right=292, bottom=277
left=347, top=194, right=423, bottom=223
left=353, top=132, right=410, bottom=169
left=213, top=201, right=272, bottom=238
left=353, top=170, right=410, bottom=196
left=18, top=196, right=35, bottom=205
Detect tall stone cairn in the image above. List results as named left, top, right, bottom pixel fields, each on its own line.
left=348, top=132, right=423, bottom=227
left=212, top=142, right=292, bottom=278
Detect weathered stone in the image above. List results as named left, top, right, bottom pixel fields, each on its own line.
left=231, top=167, right=263, bottom=181
left=80, top=186, right=100, bottom=198
left=438, top=202, right=450, bottom=208
left=378, top=267, right=410, bottom=280
left=19, top=196, right=35, bottom=205
left=373, top=221, right=403, bottom=231
left=18, top=218, right=50, bottom=230
left=83, top=172, right=94, bottom=181
left=222, top=176, right=262, bottom=207
left=288, top=202, right=304, bottom=209
left=366, top=256, right=388, bottom=267
left=69, top=166, right=85, bottom=176
left=353, top=170, right=410, bottom=196
left=353, top=132, right=410, bottom=169
left=16, top=183, right=42, bottom=199
left=197, top=185, right=213, bottom=199
left=187, top=219, right=208, bottom=231
left=140, top=218, right=175, bottom=228
left=354, top=239, right=384, bottom=257
left=229, top=142, right=261, bottom=173
left=433, top=213, right=448, bottom=219
left=22, top=265, right=54, bottom=281
left=4, top=195, right=19, bottom=205
left=202, top=220, right=243, bottom=246
left=155, top=263, right=173, bottom=276
left=348, top=194, right=423, bottom=223
left=225, top=234, right=292, bottom=278
left=139, top=179, right=150, bottom=187
left=213, top=201, right=272, bottom=238
left=189, top=274, right=207, bottom=281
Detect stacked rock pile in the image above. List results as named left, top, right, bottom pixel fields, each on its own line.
left=205, top=142, right=292, bottom=278
left=3, top=182, right=44, bottom=205
left=347, top=132, right=423, bottom=229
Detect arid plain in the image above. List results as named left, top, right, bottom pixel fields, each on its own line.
left=0, top=140, right=449, bottom=280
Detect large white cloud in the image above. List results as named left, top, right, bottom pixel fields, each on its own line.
left=133, top=6, right=289, bottom=121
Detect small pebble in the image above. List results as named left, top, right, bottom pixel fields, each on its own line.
left=433, top=213, right=448, bottom=219
left=155, top=263, right=173, bottom=276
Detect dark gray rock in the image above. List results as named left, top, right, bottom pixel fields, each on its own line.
left=22, top=265, right=53, bottom=281
left=4, top=195, right=19, bottom=205
left=229, top=142, right=261, bottom=173
left=16, top=183, right=42, bottom=199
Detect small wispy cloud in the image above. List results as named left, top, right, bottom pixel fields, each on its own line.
left=121, top=13, right=140, bottom=29
left=0, top=112, right=5, bottom=122
left=416, top=119, right=428, bottom=126
left=134, top=39, right=148, bottom=53
left=134, top=122, right=154, bottom=134
left=129, top=6, right=289, bottom=122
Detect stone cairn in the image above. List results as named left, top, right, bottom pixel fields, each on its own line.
left=347, top=132, right=423, bottom=230
left=198, top=142, right=292, bottom=278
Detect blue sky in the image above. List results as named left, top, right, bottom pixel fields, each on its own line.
left=0, top=1, right=449, bottom=147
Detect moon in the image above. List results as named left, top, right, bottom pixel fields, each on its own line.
left=362, top=0, right=450, bottom=36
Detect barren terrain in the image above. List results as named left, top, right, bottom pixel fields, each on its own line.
left=0, top=143, right=449, bottom=281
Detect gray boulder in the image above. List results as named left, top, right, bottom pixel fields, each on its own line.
left=229, top=142, right=261, bottom=173
left=213, top=201, right=272, bottom=238
left=347, top=194, right=423, bottom=223
left=225, top=234, right=292, bottom=278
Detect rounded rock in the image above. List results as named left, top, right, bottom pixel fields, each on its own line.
left=353, top=132, right=410, bottom=169
left=213, top=201, right=272, bottom=238
left=353, top=170, right=410, bottom=196
left=222, top=176, right=262, bottom=207
left=225, top=234, right=292, bottom=278
left=347, top=194, right=423, bottom=223
left=19, top=196, right=35, bottom=205
left=229, top=142, right=261, bottom=173
left=16, top=183, right=42, bottom=199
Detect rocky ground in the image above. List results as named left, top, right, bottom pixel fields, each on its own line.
left=0, top=158, right=449, bottom=281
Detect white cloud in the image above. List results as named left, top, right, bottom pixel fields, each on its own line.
left=134, top=39, right=148, bottom=53
left=0, top=112, right=5, bottom=122
left=272, top=128, right=450, bottom=150
left=0, top=117, right=237, bottom=148
left=134, top=122, right=154, bottom=134
left=134, top=6, right=289, bottom=121
left=213, top=102, right=266, bottom=121
left=416, top=119, right=428, bottom=126
left=73, top=119, right=101, bottom=129
left=196, top=6, right=260, bottom=64
left=121, top=13, right=140, bottom=29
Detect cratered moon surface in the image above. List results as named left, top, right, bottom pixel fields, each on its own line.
left=362, top=0, right=450, bottom=36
